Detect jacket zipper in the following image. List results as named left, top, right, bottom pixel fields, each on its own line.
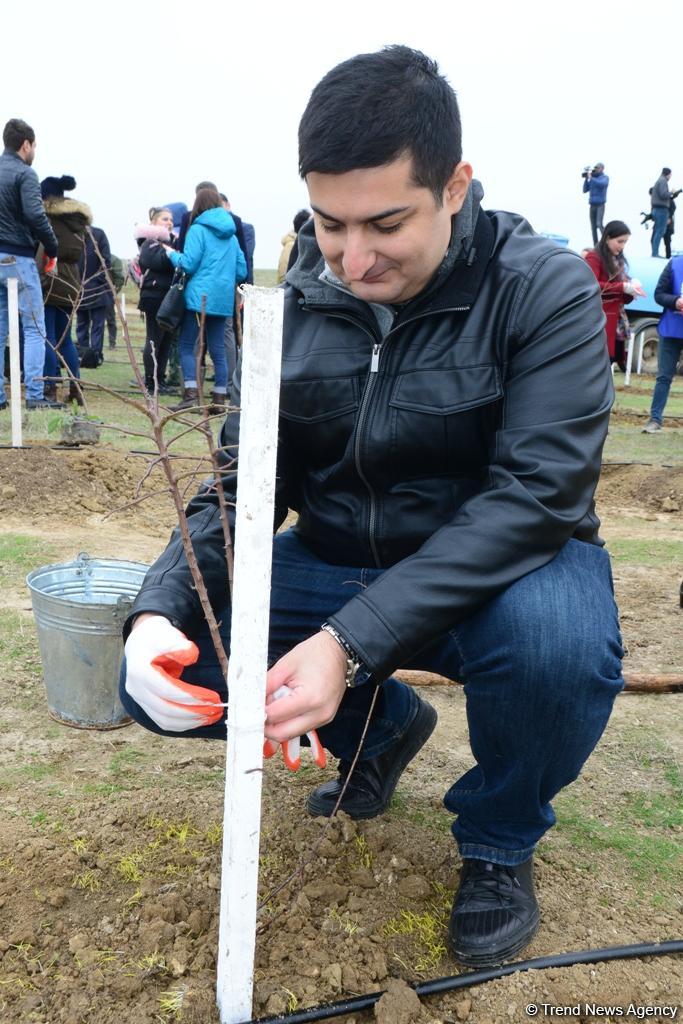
left=303, top=301, right=472, bottom=567
left=309, top=308, right=384, bottom=565
left=355, top=340, right=383, bottom=566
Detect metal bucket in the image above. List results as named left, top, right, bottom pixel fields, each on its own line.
left=26, top=552, right=149, bottom=729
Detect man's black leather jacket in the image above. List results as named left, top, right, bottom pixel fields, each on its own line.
left=0, top=149, right=57, bottom=257
left=128, top=208, right=612, bottom=683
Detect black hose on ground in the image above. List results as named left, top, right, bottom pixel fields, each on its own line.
left=242, top=940, right=683, bottom=1024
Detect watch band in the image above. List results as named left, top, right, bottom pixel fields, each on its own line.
left=320, top=622, right=362, bottom=688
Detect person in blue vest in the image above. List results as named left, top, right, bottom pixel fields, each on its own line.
left=582, top=162, right=609, bottom=246
left=166, top=188, right=246, bottom=414
left=642, top=255, right=683, bottom=432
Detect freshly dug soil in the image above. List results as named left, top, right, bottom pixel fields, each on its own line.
left=0, top=448, right=681, bottom=1024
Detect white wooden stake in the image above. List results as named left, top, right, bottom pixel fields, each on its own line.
left=8, top=277, right=22, bottom=448
left=120, top=291, right=126, bottom=322
left=217, top=286, right=284, bottom=1023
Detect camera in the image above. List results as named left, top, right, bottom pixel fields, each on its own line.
left=581, top=165, right=591, bottom=178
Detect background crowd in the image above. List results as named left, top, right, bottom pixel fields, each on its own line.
left=0, top=114, right=681, bottom=431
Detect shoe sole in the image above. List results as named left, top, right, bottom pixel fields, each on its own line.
left=450, top=909, right=541, bottom=968
left=306, top=699, right=438, bottom=820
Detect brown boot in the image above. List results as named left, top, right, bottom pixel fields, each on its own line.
left=170, top=387, right=200, bottom=412
left=208, top=391, right=226, bottom=416
left=66, top=380, right=85, bottom=407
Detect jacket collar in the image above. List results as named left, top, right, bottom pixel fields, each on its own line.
left=2, top=148, right=26, bottom=164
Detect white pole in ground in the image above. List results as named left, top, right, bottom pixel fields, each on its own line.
left=217, top=285, right=284, bottom=1024
left=120, top=291, right=126, bottom=322
left=8, top=277, right=22, bottom=448
left=624, top=328, right=634, bottom=387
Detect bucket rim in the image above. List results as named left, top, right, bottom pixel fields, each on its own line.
left=26, top=553, right=150, bottom=594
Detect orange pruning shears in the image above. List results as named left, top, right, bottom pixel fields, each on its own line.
left=263, top=685, right=327, bottom=771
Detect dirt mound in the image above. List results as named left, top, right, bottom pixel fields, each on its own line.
left=597, top=463, right=683, bottom=513
left=3, top=447, right=681, bottom=528
left=0, top=446, right=178, bottom=532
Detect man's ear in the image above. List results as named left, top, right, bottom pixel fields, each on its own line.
left=444, top=162, right=473, bottom=215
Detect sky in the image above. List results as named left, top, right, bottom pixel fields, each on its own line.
left=4, top=0, right=681, bottom=268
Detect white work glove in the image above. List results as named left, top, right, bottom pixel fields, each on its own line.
left=124, top=615, right=225, bottom=732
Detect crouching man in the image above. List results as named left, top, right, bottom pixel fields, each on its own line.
left=121, top=46, right=623, bottom=968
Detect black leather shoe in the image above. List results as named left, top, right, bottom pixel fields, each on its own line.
left=448, top=857, right=540, bottom=967
left=25, top=398, right=64, bottom=410
left=306, top=696, right=437, bottom=820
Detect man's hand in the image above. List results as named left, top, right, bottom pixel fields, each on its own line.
left=124, top=614, right=224, bottom=732
left=264, top=631, right=348, bottom=743
left=43, top=255, right=57, bottom=275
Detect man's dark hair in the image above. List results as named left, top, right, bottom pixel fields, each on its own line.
left=293, top=208, right=310, bottom=233
left=662, top=167, right=672, bottom=176
left=191, top=187, right=221, bottom=222
left=196, top=180, right=217, bottom=193
left=3, top=118, right=35, bottom=151
left=298, top=45, right=462, bottom=204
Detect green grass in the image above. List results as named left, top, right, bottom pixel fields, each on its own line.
left=625, top=788, right=683, bottom=829
left=0, top=609, right=38, bottom=663
left=602, top=724, right=679, bottom=772
left=0, top=536, right=61, bottom=607
left=108, top=747, right=146, bottom=776
left=604, top=377, right=683, bottom=464
left=556, top=793, right=681, bottom=892
left=0, top=534, right=60, bottom=573
left=607, top=536, right=683, bottom=567
left=386, top=789, right=451, bottom=833
left=602, top=423, right=683, bottom=465
left=555, top=733, right=682, bottom=903
left=15, top=760, right=55, bottom=782
left=255, top=268, right=278, bottom=287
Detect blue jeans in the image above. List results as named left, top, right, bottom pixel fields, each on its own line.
left=224, top=316, right=236, bottom=395
left=179, top=310, right=228, bottom=392
left=649, top=334, right=683, bottom=424
left=121, top=530, right=624, bottom=865
left=589, top=203, right=605, bottom=246
left=0, top=253, right=47, bottom=401
left=651, top=206, right=669, bottom=256
left=44, top=305, right=80, bottom=382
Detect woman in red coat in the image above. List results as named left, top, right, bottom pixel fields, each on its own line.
left=584, top=220, right=645, bottom=367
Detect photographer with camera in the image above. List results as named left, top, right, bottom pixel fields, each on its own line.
left=582, top=162, right=609, bottom=245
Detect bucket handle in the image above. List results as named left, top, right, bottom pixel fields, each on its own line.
left=113, top=593, right=134, bottom=629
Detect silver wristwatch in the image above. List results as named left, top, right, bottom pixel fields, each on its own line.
left=320, top=622, right=362, bottom=688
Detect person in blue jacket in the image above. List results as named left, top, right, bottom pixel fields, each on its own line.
left=582, top=162, right=609, bottom=245
left=642, top=254, right=683, bottom=432
left=166, top=188, right=246, bottom=414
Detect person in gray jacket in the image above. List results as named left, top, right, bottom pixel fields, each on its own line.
left=651, top=167, right=673, bottom=257
left=120, top=47, right=623, bottom=969
left=0, top=118, right=62, bottom=409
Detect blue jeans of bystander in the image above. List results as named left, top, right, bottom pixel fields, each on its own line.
left=0, top=253, right=47, bottom=402
left=44, top=305, right=81, bottom=383
left=178, top=310, right=228, bottom=392
left=651, top=206, right=670, bottom=256
left=649, top=335, right=683, bottom=424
